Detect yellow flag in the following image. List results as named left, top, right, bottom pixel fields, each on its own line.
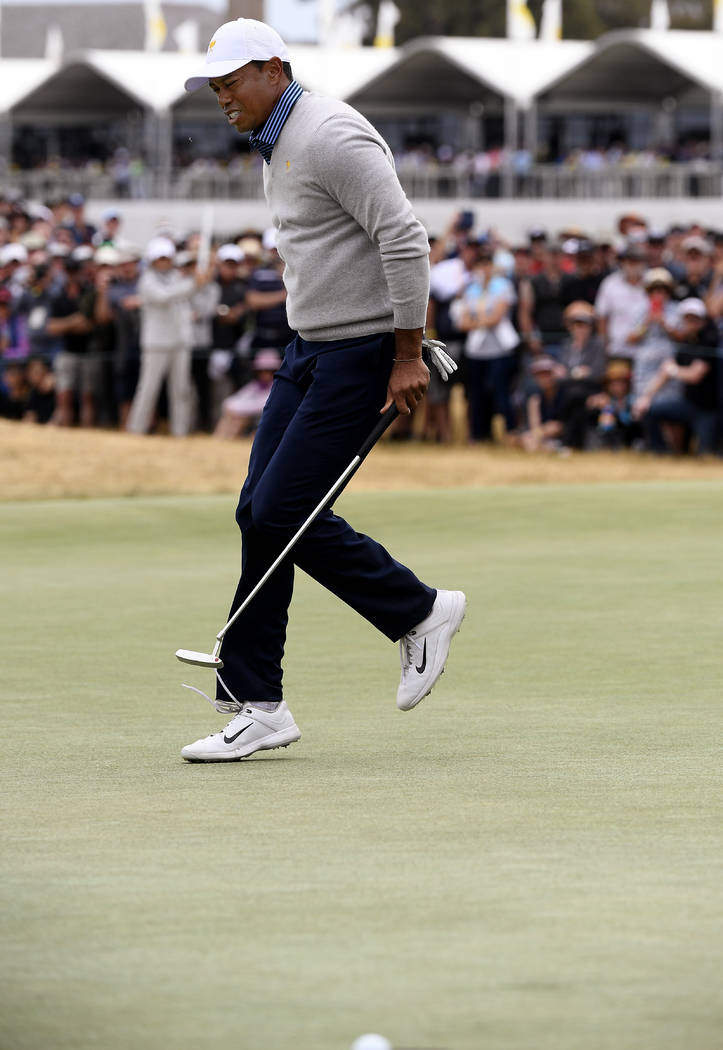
left=507, top=0, right=536, bottom=40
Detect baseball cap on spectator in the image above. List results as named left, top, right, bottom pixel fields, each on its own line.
left=643, top=268, right=673, bottom=290
left=117, top=243, right=142, bottom=262
left=27, top=203, right=54, bottom=223
left=94, top=245, right=121, bottom=266
left=253, top=348, right=282, bottom=370
left=21, top=232, right=47, bottom=251
left=239, top=236, right=262, bottom=257
left=68, top=192, right=85, bottom=208
left=604, top=359, right=632, bottom=382
left=217, top=242, right=244, bottom=262
left=102, top=207, right=121, bottom=223
left=530, top=356, right=558, bottom=374
left=647, top=228, right=667, bottom=244
left=681, top=234, right=712, bottom=255
left=678, top=297, right=707, bottom=318
left=262, top=227, right=278, bottom=251
left=618, top=241, right=646, bottom=261
left=48, top=242, right=70, bottom=257
left=71, top=245, right=94, bottom=262
left=184, top=18, right=290, bottom=92
left=528, top=226, right=547, bottom=242
left=563, top=300, right=596, bottom=324
left=617, top=212, right=647, bottom=234
left=145, top=236, right=176, bottom=261
left=0, top=243, right=28, bottom=264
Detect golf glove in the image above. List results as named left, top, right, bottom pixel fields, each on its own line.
left=422, top=337, right=457, bottom=382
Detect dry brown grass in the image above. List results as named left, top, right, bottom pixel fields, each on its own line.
left=3, top=417, right=723, bottom=501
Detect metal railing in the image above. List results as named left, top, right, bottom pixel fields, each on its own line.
left=4, top=162, right=723, bottom=201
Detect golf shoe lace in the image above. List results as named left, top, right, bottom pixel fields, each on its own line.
left=182, top=683, right=241, bottom=714
left=399, top=629, right=420, bottom=676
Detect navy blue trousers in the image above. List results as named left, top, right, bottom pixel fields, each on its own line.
left=216, top=332, right=436, bottom=704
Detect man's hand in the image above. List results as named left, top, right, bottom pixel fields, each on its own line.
left=382, top=328, right=429, bottom=414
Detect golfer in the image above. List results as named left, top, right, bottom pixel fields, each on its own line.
left=181, top=18, right=466, bottom=761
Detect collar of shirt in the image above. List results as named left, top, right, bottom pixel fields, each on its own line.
left=249, top=81, right=304, bottom=165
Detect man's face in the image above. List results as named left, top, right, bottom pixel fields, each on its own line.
left=621, top=259, right=645, bottom=283
left=685, top=249, right=709, bottom=282
left=209, top=60, right=284, bottom=134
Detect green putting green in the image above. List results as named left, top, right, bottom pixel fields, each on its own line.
left=1, top=484, right=721, bottom=1050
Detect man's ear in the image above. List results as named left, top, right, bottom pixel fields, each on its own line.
left=266, top=57, right=283, bottom=83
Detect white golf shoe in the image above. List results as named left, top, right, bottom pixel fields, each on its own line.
left=396, top=589, right=466, bottom=711
left=181, top=701, right=301, bottom=762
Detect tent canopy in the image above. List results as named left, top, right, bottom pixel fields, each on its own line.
left=349, top=37, right=594, bottom=113
left=539, top=30, right=723, bottom=109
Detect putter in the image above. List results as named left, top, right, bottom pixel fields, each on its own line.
left=175, top=338, right=456, bottom=669
left=176, top=403, right=400, bottom=668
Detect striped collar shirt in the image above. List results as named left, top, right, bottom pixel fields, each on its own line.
left=249, top=80, right=304, bottom=165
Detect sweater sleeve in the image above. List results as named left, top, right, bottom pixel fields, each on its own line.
left=139, top=271, right=196, bottom=306
left=311, top=113, right=430, bottom=330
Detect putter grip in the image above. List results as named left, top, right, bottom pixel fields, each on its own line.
left=356, top=404, right=399, bottom=461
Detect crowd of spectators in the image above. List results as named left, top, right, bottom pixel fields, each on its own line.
left=1, top=189, right=722, bottom=456
left=4, top=137, right=716, bottom=201
left=0, top=191, right=293, bottom=436
left=426, top=209, right=723, bottom=455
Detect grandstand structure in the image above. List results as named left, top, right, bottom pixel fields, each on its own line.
left=2, top=22, right=723, bottom=211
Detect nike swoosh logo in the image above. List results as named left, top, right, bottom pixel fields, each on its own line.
left=415, top=640, right=427, bottom=674
left=223, top=723, right=253, bottom=744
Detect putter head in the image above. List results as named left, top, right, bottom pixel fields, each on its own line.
left=175, top=649, right=224, bottom=669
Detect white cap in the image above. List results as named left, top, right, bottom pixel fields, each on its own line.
left=71, top=245, right=94, bottom=263
left=0, top=243, right=28, bottom=265
left=94, top=245, right=122, bottom=266
left=678, top=297, right=707, bottom=318
left=262, top=226, right=278, bottom=251
left=217, top=242, right=244, bottom=263
left=184, top=18, right=290, bottom=93
left=146, top=236, right=177, bottom=262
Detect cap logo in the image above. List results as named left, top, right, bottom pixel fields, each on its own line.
left=208, top=39, right=216, bottom=52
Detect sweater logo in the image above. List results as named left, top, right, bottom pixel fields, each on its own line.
left=286, top=160, right=291, bottom=170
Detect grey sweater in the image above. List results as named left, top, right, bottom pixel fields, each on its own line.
left=138, top=268, right=194, bottom=350
left=263, top=93, right=430, bottom=342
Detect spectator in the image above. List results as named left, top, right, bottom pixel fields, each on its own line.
left=127, top=237, right=211, bottom=437
left=0, top=361, right=28, bottom=419
left=91, top=246, right=121, bottom=426
left=16, top=263, right=61, bottom=361
left=245, top=229, right=293, bottom=353
left=674, top=235, right=713, bottom=301
left=510, top=356, right=566, bottom=452
left=557, top=300, right=606, bottom=448
left=64, top=193, right=96, bottom=246
left=176, top=250, right=220, bottom=432
left=518, top=242, right=566, bottom=356
left=0, top=286, right=28, bottom=358
left=209, top=242, right=248, bottom=421
left=595, top=243, right=648, bottom=359
left=585, top=360, right=638, bottom=450
left=645, top=298, right=720, bottom=455
left=213, top=347, right=281, bottom=439
left=47, top=257, right=98, bottom=426
left=23, top=355, right=56, bottom=423
left=450, top=242, right=518, bottom=441
left=628, top=268, right=680, bottom=437
left=107, top=248, right=142, bottom=429
left=93, top=208, right=122, bottom=248
left=558, top=238, right=606, bottom=308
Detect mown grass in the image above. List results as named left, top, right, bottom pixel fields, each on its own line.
left=1, top=484, right=721, bottom=1050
